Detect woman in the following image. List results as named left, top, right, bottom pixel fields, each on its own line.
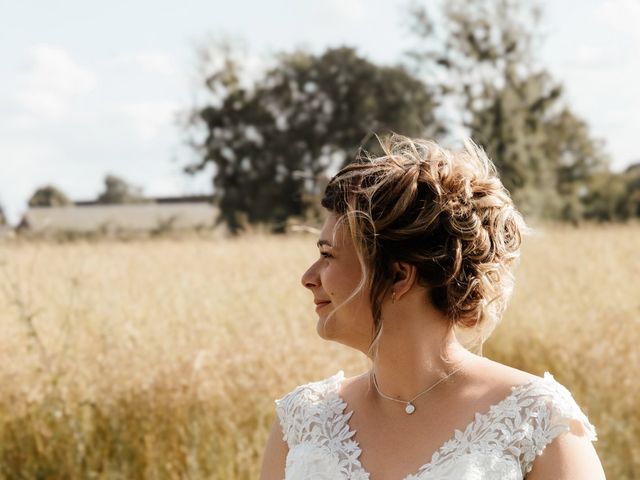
left=260, top=135, right=605, bottom=479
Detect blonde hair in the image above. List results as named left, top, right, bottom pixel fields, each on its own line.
left=320, top=134, right=528, bottom=357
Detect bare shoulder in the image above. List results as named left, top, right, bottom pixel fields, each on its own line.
left=458, top=356, right=541, bottom=401
left=525, top=419, right=606, bottom=479
left=473, top=358, right=605, bottom=479
left=342, top=370, right=369, bottom=389
left=471, top=357, right=540, bottom=386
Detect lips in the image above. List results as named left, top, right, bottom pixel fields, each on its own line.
left=313, top=300, right=331, bottom=310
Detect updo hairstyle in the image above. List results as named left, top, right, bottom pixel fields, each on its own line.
left=320, top=134, right=528, bottom=357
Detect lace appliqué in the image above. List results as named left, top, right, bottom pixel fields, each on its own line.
left=275, top=375, right=369, bottom=479
left=517, top=373, right=598, bottom=476
left=275, top=371, right=597, bottom=480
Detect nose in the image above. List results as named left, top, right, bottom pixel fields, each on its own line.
left=301, top=262, right=320, bottom=290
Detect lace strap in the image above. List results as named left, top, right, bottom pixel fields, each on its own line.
left=274, top=388, right=300, bottom=447
left=518, top=373, right=597, bottom=476
left=274, top=371, right=344, bottom=448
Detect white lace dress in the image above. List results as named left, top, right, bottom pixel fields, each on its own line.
left=274, top=370, right=597, bottom=479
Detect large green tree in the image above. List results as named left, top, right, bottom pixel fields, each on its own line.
left=185, top=45, right=443, bottom=234
left=407, top=0, right=610, bottom=219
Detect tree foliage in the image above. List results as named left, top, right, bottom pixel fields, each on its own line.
left=407, top=0, right=610, bottom=219
left=185, top=45, right=442, bottom=234
left=28, top=185, right=71, bottom=207
left=96, top=175, right=145, bottom=204
left=183, top=3, right=636, bottom=230
left=582, top=163, right=640, bottom=221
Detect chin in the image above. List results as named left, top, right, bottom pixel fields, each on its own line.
left=316, top=316, right=332, bottom=339
left=315, top=316, right=361, bottom=350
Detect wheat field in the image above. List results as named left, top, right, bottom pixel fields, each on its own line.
left=0, top=223, right=638, bottom=479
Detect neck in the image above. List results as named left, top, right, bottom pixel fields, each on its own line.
left=364, top=293, right=477, bottom=414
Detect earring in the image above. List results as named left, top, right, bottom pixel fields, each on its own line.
left=391, top=291, right=396, bottom=304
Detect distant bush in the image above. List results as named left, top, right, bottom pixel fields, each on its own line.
left=28, top=185, right=71, bottom=207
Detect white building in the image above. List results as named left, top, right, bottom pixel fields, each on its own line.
left=17, top=196, right=226, bottom=236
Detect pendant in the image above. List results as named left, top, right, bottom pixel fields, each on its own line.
left=405, top=403, right=415, bottom=414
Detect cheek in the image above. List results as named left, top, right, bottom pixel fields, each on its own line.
left=322, top=267, right=347, bottom=299
left=331, top=274, right=362, bottom=303
left=322, top=270, right=338, bottom=297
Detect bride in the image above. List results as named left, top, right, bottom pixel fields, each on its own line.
left=260, top=135, right=605, bottom=479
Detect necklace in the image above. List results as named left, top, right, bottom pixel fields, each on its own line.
left=371, top=359, right=468, bottom=415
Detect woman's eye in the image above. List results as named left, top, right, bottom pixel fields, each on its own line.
left=319, top=251, right=332, bottom=258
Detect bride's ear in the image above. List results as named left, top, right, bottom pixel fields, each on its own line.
left=390, top=261, right=417, bottom=299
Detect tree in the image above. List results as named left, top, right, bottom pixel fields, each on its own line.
left=581, top=171, right=629, bottom=221
left=621, top=163, right=640, bottom=218
left=28, top=185, right=71, bottom=207
left=96, top=174, right=145, bottom=204
left=542, top=108, right=611, bottom=221
left=0, top=203, right=6, bottom=225
left=407, top=0, right=609, bottom=219
left=582, top=163, right=640, bottom=221
left=184, top=44, right=443, bottom=234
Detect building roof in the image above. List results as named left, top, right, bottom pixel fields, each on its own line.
left=73, top=194, right=214, bottom=206
left=20, top=203, right=219, bottom=233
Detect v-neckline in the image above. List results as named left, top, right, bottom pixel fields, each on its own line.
left=329, top=370, right=550, bottom=480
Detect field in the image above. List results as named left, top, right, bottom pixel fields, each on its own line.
left=0, top=223, right=638, bottom=479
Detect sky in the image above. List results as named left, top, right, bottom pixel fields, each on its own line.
left=1, top=0, right=639, bottom=224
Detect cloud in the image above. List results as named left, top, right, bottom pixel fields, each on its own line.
left=16, top=45, right=97, bottom=120
left=327, top=0, right=365, bottom=19
left=541, top=0, right=640, bottom=169
left=567, top=45, right=625, bottom=69
left=312, top=0, right=366, bottom=22
left=598, top=0, right=640, bottom=39
left=109, top=51, right=180, bottom=76
left=115, top=101, right=180, bottom=142
left=0, top=44, right=193, bottom=224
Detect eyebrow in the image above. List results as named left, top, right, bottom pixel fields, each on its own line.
left=316, top=239, right=333, bottom=248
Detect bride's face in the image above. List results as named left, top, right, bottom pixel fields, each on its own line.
left=300, top=212, right=375, bottom=352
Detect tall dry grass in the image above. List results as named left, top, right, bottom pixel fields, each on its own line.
left=0, top=223, right=638, bottom=479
